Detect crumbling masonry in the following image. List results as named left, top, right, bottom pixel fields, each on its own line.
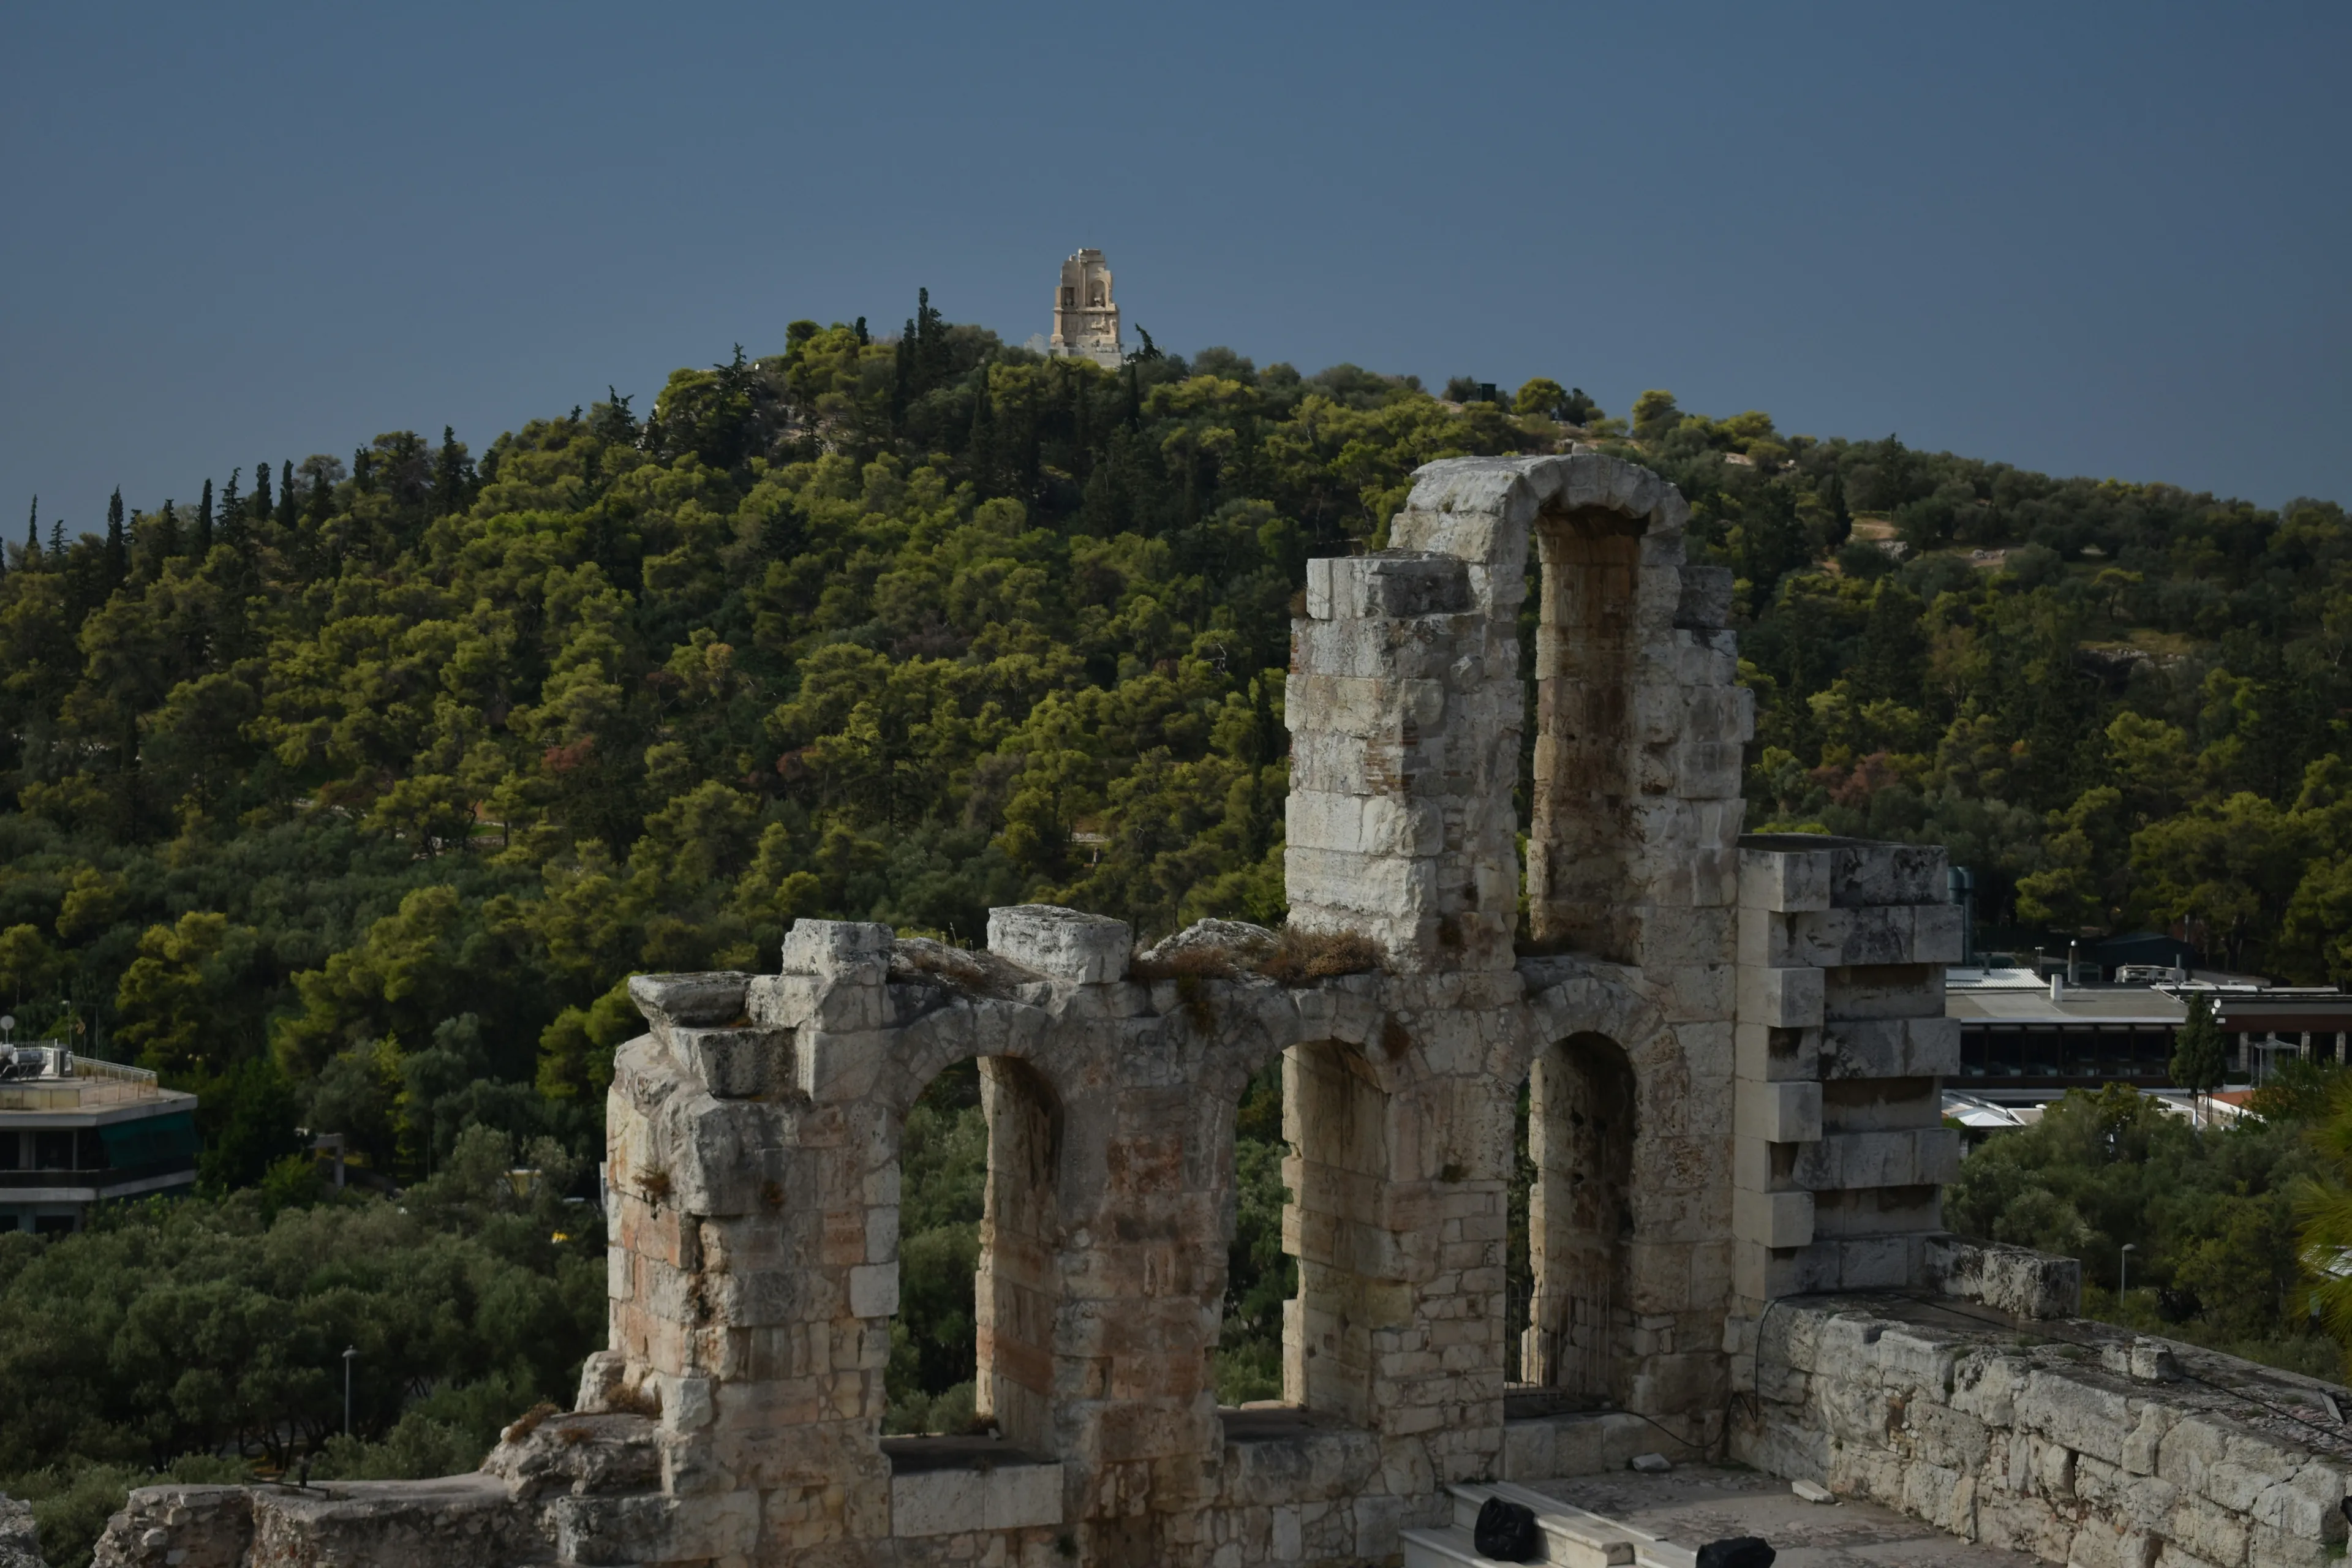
left=96, top=452, right=2352, bottom=1568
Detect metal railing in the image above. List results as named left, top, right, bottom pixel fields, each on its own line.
left=0, top=1053, right=163, bottom=1110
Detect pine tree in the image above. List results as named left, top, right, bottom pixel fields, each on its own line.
left=48, top=521, right=64, bottom=557
left=195, top=478, right=215, bottom=555
left=277, top=461, right=298, bottom=530
left=104, top=488, right=128, bottom=585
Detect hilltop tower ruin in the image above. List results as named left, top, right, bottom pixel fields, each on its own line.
left=1049, top=247, right=1121, bottom=368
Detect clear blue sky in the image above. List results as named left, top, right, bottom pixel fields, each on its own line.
left=5, top=2, right=2345, bottom=533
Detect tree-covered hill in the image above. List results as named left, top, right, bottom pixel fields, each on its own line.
left=3, top=304, right=2349, bottom=1183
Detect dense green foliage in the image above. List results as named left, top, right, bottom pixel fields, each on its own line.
left=10, top=304, right=2352, bottom=1546
left=0, top=1126, right=600, bottom=1566
left=1948, top=1075, right=2344, bottom=1379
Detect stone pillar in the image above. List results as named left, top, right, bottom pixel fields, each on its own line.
left=1284, top=550, right=1520, bottom=973
left=1731, top=839, right=1962, bottom=1323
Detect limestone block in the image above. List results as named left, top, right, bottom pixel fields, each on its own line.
left=1736, top=1022, right=1822, bottom=1082
left=1286, top=791, right=1445, bottom=858
left=1830, top=843, right=1948, bottom=907
left=1315, top=550, right=1473, bottom=619
left=1822, top=1016, right=1961, bottom=1079
left=1735, top=1187, right=1815, bottom=1248
left=668, top=1025, right=793, bottom=1100
left=1735, top=1080, right=1822, bottom=1144
left=779, top=919, right=894, bottom=981
left=987, top=904, right=1131, bottom=984
left=628, top=971, right=751, bottom=1028
left=1738, top=965, right=1823, bottom=1028
left=1788, top=1129, right=1935, bottom=1191
left=1287, top=845, right=1438, bottom=918
left=1835, top=1235, right=1915, bottom=1289
left=1772, top=906, right=1932, bottom=968
left=984, top=1462, right=1065, bottom=1530
left=1740, top=844, right=1834, bottom=912
left=2016, top=1370, right=2132, bottom=1466
left=751, top=972, right=884, bottom=1033
left=1674, top=565, right=1734, bottom=631
left=890, top=1468, right=982, bottom=1537
left=1818, top=1079, right=1943, bottom=1134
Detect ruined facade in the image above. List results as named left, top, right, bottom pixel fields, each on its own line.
left=1047, top=248, right=1120, bottom=368
left=93, top=452, right=2351, bottom=1568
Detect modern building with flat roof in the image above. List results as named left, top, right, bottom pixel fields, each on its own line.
left=1947, top=965, right=2352, bottom=1101
left=0, top=1039, right=198, bottom=1234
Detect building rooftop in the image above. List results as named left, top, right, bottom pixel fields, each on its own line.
left=0, top=1045, right=193, bottom=1120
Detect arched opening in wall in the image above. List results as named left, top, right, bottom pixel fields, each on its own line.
left=884, top=1055, right=1064, bottom=1457
left=1215, top=1057, right=1294, bottom=1408
left=1280, top=1038, right=1390, bottom=1427
left=1523, top=1032, right=1635, bottom=1407
left=1526, top=507, right=1643, bottom=959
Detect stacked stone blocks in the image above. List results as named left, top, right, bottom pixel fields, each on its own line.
left=1733, top=836, right=1963, bottom=1308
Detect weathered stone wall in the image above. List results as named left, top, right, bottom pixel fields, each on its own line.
left=1736, top=1288, right=2352, bottom=1568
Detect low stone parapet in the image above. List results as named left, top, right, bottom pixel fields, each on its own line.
left=1733, top=1294, right=2352, bottom=1568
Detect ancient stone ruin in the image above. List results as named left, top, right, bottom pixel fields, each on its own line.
left=96, top=453, right=2352, bottom=1567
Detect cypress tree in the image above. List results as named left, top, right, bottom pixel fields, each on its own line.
left=252, top=460, right=272, bottom=521
left=854, top=317, right=869, bottom=347
left=916, top=287, right=945, bottom=386
left=892, top=323, right=914, bottom=433
left=221, top=470, right=246, bottom=548
left=968, top=372, right=997, bottom=496
left=278, top=461, right=298, bottom=530
left=195, top=478, right=214, bottom=554
left=436, top=426, right=467, bottom=516
left=104, top=488, right=128, bottom=585
left=2171, top=992, right=2229, bottom=1126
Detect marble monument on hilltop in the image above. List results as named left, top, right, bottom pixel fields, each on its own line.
left=1049, top=247, right=1122, bottom=368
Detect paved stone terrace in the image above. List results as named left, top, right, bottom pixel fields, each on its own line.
left=1531, top=1464, right=2046, bottom=1568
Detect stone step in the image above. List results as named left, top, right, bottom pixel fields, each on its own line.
left=1403, top=1525, right=1517, bottom=1568
left=1442, top=1481, right=1698, bottom=1568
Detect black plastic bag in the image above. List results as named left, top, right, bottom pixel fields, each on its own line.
left=1474, top=1496, right=1542, bottom=1562
left=1697, top=1536, right=1776, bottom=1568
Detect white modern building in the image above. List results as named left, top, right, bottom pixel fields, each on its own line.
left=0, top=1036, right=199, bottom=1234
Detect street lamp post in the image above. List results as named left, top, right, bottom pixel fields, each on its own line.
left=2120, top=1243, right=2138, bottom=1300
left=343, top=1346, right=358, bottom=1438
